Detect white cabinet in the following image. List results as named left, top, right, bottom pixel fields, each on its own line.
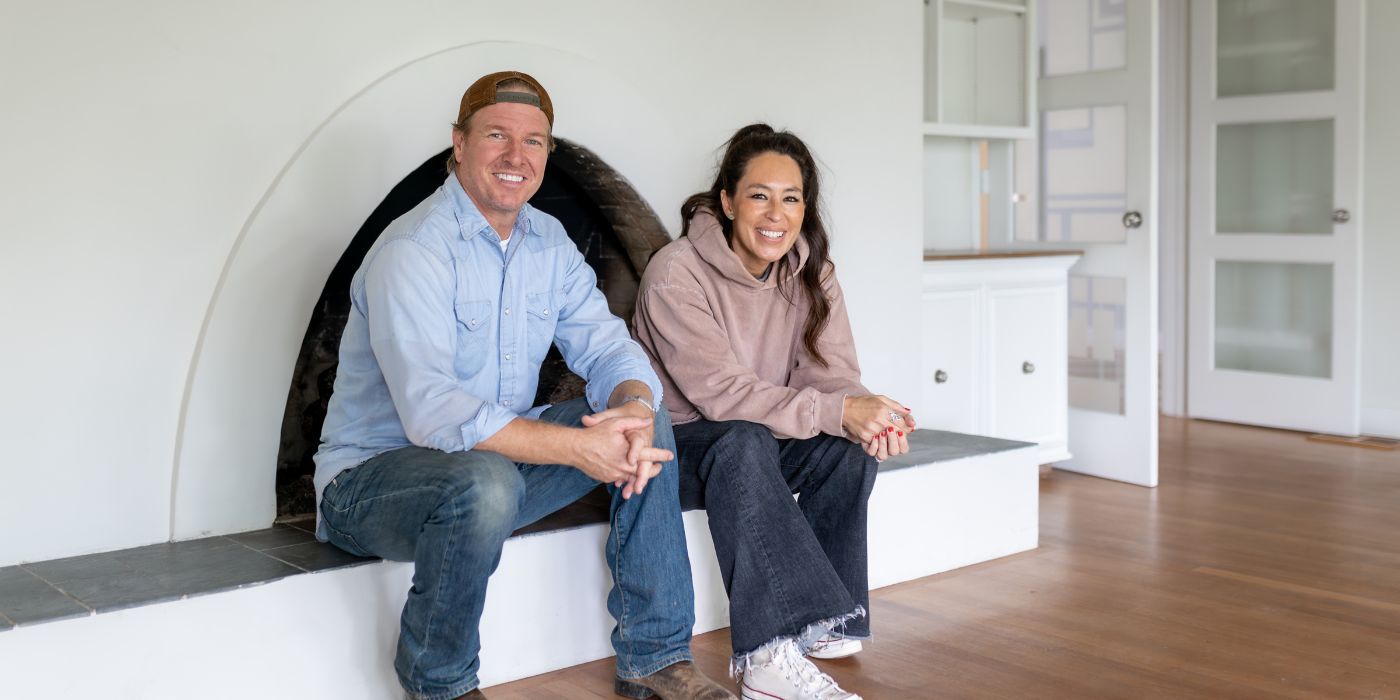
left=920, top=288, right=982, bottom=435
left=920, top=252, right=1078, bottom=464
left=924, top=0, right=1037, bottom=139
left=988, top=286, right=1061, bottom=447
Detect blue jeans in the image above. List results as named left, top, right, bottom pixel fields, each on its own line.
left=319, top=399, right=695, bottom=700
left=673, top=420, right=878, bottom=657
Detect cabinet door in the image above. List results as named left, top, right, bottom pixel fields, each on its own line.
left=920, top=289, right=982, bottom=435
left=988, top=285, right=1064, bottom=449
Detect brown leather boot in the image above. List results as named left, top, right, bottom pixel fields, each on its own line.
left=453, top=689, right=487, bottom=699
left=614, top=660, right=736, bottom=699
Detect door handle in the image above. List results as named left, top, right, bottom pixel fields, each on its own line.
left=1333, top=209, right=1351, bottom=224
left=1122, top=211, right=1143, bottom=229
left=1022, top=361, right=1036, bottom=374
left=934, top=369, right=948, bottom=384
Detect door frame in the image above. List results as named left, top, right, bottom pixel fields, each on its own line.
left=1159, top=0, right=1190, bottom=418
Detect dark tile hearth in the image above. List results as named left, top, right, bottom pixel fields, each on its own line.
left=228, top=523, right=318, bottom=550
left=1, top=526, right=378, bottom=631
left=0, top=566, right=90, bottom=629
left=0, top=429, right=1030, bottom=632
left=262, top=541, right=374, bottom=573
left=24, top=537, right=305, bottom=613
left=881, top=430, right=1033, bottom=473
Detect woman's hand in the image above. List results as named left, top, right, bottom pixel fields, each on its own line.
left=864, top=428, right=908, bottom=461
left=843, top=394, right=915, bottom=459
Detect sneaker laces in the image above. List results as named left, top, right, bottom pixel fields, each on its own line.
left=772, top=639, right=846, bottom=698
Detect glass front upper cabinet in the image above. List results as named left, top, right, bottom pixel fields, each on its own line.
left=924, top=0, right=1036, bottom=139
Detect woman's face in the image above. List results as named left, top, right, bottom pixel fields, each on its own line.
left=720, top=151, right=806, bottom=278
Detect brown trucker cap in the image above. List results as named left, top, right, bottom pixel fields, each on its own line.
left=457, top=70, right=554, bottom=128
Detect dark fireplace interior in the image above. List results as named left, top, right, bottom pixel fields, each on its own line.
left=276, top=138, right=671, bottom=522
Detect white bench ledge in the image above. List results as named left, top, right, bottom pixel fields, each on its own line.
left=0, top=430, right=1038, bottom=697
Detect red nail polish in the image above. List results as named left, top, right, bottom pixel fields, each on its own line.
left=898, top=431, right=903, bottom=437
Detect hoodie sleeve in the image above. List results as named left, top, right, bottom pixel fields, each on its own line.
left=634, top=280, right=847, bottom=440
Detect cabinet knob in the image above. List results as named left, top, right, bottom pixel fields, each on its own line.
left=934, top=369, right=948, bottom=384
left=1332, top=208, right=1351, bottom=224
left=1022, top=361, right=1035, bottom=374
left=1122, top=211, right=1143, bottom=229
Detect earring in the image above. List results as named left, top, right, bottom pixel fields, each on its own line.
left=726, top=211, right=735, bottom=220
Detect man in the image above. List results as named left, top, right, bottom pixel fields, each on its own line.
left=314, top=71, right=733, bottom=700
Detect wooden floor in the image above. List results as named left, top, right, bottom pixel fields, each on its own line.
left=491, top=418, right=1400, bottom=699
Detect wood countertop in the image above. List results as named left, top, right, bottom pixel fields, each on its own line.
left=923, top=248, right=1084, bottom=261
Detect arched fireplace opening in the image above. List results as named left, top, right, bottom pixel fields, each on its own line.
left=275, top=138, right=672, bottom=517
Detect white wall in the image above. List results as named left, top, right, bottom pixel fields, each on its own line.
left=0, top=1, right=924, bottom=566
left=1361, top=1, right=1400, bottom=439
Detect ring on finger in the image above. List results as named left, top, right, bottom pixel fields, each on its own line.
left=888, top=411, right=902, bottom=422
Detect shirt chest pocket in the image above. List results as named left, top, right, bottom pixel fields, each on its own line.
left=453, top=300, right=492, bottom=376
left=525, top=290, right=558, bottom=364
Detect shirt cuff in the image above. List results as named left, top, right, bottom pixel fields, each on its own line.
left=463, top=401, right=519, bottom=450
left=585, top=376, right=665, bottom=413
left=584, top=356, right=664, bottom=413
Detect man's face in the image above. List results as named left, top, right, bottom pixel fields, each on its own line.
left=451, top=101, right=551, bottom=226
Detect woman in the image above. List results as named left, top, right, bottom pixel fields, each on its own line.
left=632, top=124, right=916, bottom=700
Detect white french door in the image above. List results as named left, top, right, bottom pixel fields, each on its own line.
left=1020, top=0, right=1160, bottom=486
left=1187, top=0, right=1363, bottom=435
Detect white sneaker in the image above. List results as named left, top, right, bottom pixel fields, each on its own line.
left=806, top=634, right=863, bottom=660
left=741, top=638, right=861, bottom=700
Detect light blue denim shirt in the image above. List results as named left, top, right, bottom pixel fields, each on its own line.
left=313, top=175, right=662, bottom=536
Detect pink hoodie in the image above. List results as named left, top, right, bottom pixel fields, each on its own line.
left=633, top=211, right=868, bottom=439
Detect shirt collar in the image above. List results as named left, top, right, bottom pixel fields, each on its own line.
left=444, top=174, right=536, bottom=242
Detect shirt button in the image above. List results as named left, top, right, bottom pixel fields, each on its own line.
left=503, top=399, right=512, bottom=407
left=504, top=307, right=511, bottom=315
left=504, top=354, right=512, bottom=360
left=542, top=309, right=550, bottom=316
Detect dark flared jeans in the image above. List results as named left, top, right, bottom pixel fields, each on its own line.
left=673, top=419, right=879, bottom=656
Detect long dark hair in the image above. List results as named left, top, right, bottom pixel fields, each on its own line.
left=681, top=123, right=835, bottom=367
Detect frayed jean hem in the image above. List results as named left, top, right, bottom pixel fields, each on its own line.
left=401, top=676, right=478, bottom=700
left=729, top=605, right=867, bottom=678
left=615, top=651, right=694, bottom=681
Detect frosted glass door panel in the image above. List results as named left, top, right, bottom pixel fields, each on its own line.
left=1068, top=276, right=1126, bottom=414
left=1041, top=0, right=1127, bottom=76
left=1215, top=261, right=1332, bottom=378
left=1041, top=105, right=1127, bottom=243
left=1216, top=119, right=1333, bottom=235
left=1217, top=0, right=1334, bottom=97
